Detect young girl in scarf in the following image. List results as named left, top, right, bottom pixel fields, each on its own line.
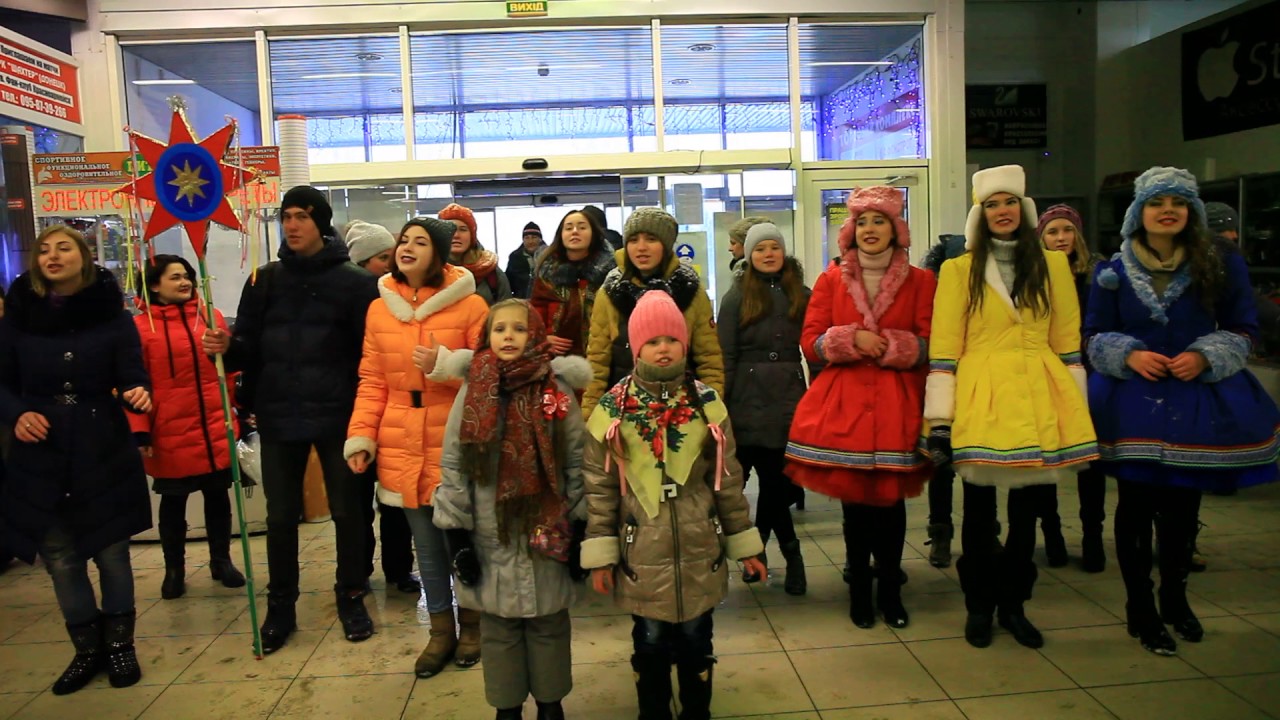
left=432, top=299, right=591, bottom=720
left=580, top=291, right=766, bottom=720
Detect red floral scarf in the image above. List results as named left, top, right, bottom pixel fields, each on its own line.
left=459, top=306, right=567, bottom=544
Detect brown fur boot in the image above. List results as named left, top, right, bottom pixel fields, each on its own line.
left=455, top=608, right=482, bottom=667
left=414, top=610, right=457, bottom=678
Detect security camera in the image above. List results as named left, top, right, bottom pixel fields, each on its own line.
left=537, top=64, right=550, bottom=77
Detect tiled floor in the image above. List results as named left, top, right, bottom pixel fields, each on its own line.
left=3, top=482, right=1280, bottom=719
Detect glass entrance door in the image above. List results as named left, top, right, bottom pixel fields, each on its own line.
left=798, top=167, right=929, bottom=280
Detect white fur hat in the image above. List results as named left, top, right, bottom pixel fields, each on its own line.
left=964, top=165, right=1038, bottom=250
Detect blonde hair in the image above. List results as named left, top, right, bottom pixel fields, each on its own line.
left=1038, top=219, right=1093, bottom=275
left=31, top=225, right=95, bottom=297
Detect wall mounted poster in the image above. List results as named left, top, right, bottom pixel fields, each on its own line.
left=965, top=84, right=1048, bottom=149
left=1181, top=0, right=1280, bottom=140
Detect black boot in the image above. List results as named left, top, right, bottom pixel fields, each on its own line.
left=877, top=571, right=909, bottom=629
left=926, top=523, right=953, bottom=568
left=997, top=554, right=1042, bottom=648
left=206, top=504, right=246, bottom=588
left=260, top=596, right=297, bottom=655
left=848, top=567, right=875, bottom=629
left=1127, top=600, right=1177, bottom=656
left=1081, top=523, right=1106, bottom=573
left=1158, top=517, right=1204, bottom=643
left=1042, top=517, right=1068, bottom=568
left=158, top=520, right=186, bottom=600
left=997, top=608, right=1044, bottom=649
left=335, top=586, right=375, bottom=642
left=52, top=616, right=104, bottom=695
left=632, top=653, right=674, bottom=720
left=495, top=707, right=523, bottom=720
left=779, top=539, right=807, bottom=596
left=103, top=611, right=141, bottom=688
left=956, top=554, right=996, bottom=648
left=535, top=700, right=565, bottom=720
left=675, top=656, right=715, bottom=720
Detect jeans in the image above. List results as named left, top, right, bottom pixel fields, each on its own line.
left=402, top=505, right=455, bottom=614
left=632, top=610, right=714, bottom=663
left=737, top=445, right=797, bottom=547
left=357, top=462, right=415, bottom=581
left=260, top=436, right=367, bottom=600
left=38, top=524, right=135, bottom=625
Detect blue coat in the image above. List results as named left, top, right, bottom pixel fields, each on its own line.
left=1084, top=240, right=1280, bottom=491
left=0, top=267, right=153, bottom=562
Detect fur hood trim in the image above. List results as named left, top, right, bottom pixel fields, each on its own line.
left=378, top=266, right=477, bottom=323
left=839, top=247, right=910, bottom=333
left=602, top=261, right=701, bottom=316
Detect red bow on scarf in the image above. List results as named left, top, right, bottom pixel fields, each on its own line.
left=542, top=388, right=570, bottom=420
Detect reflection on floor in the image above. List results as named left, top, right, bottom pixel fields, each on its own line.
left=2, top=482, right=1280, bottom=719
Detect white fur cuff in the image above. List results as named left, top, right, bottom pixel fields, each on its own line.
left=376, top=485, right=404, bottom=508
left=580, top=536, right=620, bottom=570
left=725, top=528, right=764, bottom=561
left=923, top=372, right=956, bottom=423
left=551, top=355, right=593, bottom=390
left=1067, top=365, right=1088, bottom=402
left=343, top=435, right=376, bottom=461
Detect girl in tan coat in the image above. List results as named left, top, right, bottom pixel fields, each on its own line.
left=581, top=291, right=765, bottom=720
left=344, top=217, right=490, bottom=678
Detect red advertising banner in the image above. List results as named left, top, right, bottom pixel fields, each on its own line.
left=33, top=147, right=282, bottom=218
left=0, top=27, right=81, bottom=133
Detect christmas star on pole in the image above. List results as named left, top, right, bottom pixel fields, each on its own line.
left=114, top=110, right=254, bottom=258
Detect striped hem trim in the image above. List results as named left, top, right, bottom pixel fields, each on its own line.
left=786, top=443, right=927, bottom=471
left=1099, top=435, right=1280, bottom=469
left=929, top=359, right=957, bottom=373
left=954, top=441, right=1100, bottom=468
left=1058, top=351, right=1082, bottom=365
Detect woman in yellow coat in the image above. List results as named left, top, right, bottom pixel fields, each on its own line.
left=344, top=217, right=490, bottom=678
left=925, top=165, right=1098, bottom=651
left=581, top=207, right=724, bottom=417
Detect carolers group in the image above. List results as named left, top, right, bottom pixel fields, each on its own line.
left=3, top=162, right=1277, bottom=720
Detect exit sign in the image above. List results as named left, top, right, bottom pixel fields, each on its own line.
left=506, top=1, right=547, bottom=17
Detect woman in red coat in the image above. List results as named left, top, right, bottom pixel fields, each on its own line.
left=130, top=255, right=244, bottom=600
left=786, top=187, right=935, bottom=629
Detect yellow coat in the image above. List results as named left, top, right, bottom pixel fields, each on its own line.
left=925, top=250, right=1098, bottom=487
left=581, top=251, right=724, bottom=418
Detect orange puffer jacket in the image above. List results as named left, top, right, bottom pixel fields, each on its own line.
left=345, top=267, right=490, bottom=508
left=128, top=300, right=238, bottom=480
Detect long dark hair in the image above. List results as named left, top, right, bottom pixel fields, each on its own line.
left=391, top=219, right=445, bottom=288
left=143, top=254, right=197, bottom=304
left=535, top=208, right=607, bottom=275
left=1133, top=207, right=1221, bottom=309
left=968, top=219, right=1050, bottom=318
left=739, top=256, right=807, bottom=327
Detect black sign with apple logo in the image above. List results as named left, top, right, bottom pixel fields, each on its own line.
left=1182, top=0, right=1280, bottom=141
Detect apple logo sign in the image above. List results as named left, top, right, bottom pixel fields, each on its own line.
left=1198, top=28, right=1241, bottom=102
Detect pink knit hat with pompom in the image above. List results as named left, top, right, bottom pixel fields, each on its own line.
left=837, top=186, right=911, bottom=254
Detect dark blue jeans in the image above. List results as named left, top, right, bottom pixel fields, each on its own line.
left=38, top=524, right=135, bottom=625
left=632, top=610, right=714, bottom=663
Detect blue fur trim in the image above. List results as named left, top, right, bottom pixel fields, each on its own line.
left=1120, top=166, right=1208, bottom=239
left=1087, top=332, right=1145, bottom=379
left=1097, top=267, right=1120, bottom=290
left=1188, top=330, right=1252, bottom=383
left=1119, top=240, right=1191, bottom=326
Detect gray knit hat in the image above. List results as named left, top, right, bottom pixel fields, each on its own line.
left=344, top=220, right=396, bottom=264
left=744, top=222, right=785, bottom=257
left=623, top=207, right=679, bottom=252
left=728, top=216, right=771, bottom=243
left=1204, top=202, right=1239, bottom=234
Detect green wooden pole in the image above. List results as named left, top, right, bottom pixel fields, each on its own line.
left=198, top=255, right=263, bottom=658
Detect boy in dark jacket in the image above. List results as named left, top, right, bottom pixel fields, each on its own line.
left=203, top=186, right=379, bottom=653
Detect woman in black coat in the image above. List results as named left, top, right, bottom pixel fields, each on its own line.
left=0, top=225, right=153, bottom=695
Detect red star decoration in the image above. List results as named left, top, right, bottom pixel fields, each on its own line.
left=115, top=111, right=255, bottom=259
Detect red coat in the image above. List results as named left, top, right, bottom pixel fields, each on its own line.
left=128, top=301, right=239, bottom=480
left=784, top=249, right=935, bottom=505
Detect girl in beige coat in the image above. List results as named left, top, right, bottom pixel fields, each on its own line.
left=581, top=291, right=765, bottom=720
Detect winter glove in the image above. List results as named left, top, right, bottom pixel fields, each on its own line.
left=444, top=529, right=481, bottom=587
left=567, top=519, right=589, bottom=582
left=927, top=425, right=953, bottom=468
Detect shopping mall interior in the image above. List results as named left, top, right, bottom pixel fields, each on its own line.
left=2, top=0, right=1280, bottom=718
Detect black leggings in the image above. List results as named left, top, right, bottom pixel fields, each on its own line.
left=927, top=464, right=955, bottom=526
left=957, top=481, right=1053, bottom=615
left=1040, top=464, right=1107, bottom=530
left=1114, top=479, right=1200, bottom=607
left=737, top=445, right=797, bottom=547
left=841, top=501, right=906, bottom=582
left=157, top=488, right=234, bottom=560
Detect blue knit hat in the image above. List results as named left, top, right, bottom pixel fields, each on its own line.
left=1121, top=167, right=1207, bottom=239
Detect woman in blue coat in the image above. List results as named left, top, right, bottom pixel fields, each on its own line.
left=1085, top=167, right=1280, bottom=657
left=0, top=225, right=153, bottom=694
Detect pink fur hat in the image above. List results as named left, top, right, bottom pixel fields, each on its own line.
left=837, top=186, right=911, bottom=254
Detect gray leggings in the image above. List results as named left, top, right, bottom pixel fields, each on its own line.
left=402, top=505, right=455, bottom=614
left=481, top=610, right=573, bottom=708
